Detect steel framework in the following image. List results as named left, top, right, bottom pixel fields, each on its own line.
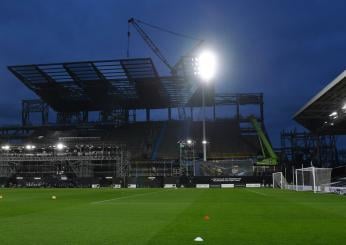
left=0, top=143, right=129, bottom=179
left=8, top=58, right=201, bottom=112
left=280, top=130, right=338, bottom=168
left=22, top=99, right=49, bottom=126
left=179, top=139, right=196, bottom=176
left=129, top=160, right=180, bottom=177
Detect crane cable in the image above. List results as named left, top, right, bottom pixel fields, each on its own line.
left=126, top=18, right=203, bottom=58
left=127, top=22, right=131, bottom=58
left=134, top=18, right=203, bottom=42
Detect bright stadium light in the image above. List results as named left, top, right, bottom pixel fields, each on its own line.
left=186, top=139, right=192, bottom=145
left=196, top=50, right=217, bottom=162
left=342, top=104, right=346, bottom=110
left=25, top=144, right=35, bottom=150
left=197, top=50, right=217, bottom=82
left=56, top=143, right=66, bottom=150
left=329, top=111, right=338, bottom=117
left=1, top=145, right=10, bottom=150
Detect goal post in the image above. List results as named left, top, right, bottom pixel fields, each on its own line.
left=295, top=167, right=332, bottom=193
left=272, top=172, right=288, bottom=189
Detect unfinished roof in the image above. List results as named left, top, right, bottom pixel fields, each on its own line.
left=9, top=58, right=204, bottom=112
left=294, top=70, right=346, bottom=134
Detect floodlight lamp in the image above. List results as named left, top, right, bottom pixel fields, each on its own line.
left=25, top=144, right=35, bottom=150
left=186, top=139, right=193, bottom=145
left=329, top=111, right=338, bottom=117
left=197, top=50, right=217, bottom=82
left=202, top=140, right=207, bottom=145
left=1, top=145, right=10, bottom=150
left=56, top=143, right=66, bottom=150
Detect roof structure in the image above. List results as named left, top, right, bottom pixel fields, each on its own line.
left=294, top=70, right=346, bottom=134
left=9, top=58, right=205, bottom=112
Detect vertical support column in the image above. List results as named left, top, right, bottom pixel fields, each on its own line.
left=42, top=103, right=49, bottom=125
left=130, top=109, right=137, bottom=122
left=213, top=103, right=216, bottom=120
left=260, top=94, right=264, bottom=122
left=22, top=100, right=28, bottom=126
left=236, top=103, right=240, bottom=122
left=190, top=107, right=193, bottom=120
left=146, top=108, right=150, bottom=121
left=124, top=109, right=129, bottom=123
left=168, top=107, right=172, bottom=120
left=82, top=111, right=88, bottom=123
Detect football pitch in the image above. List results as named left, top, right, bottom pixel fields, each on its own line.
left=0, top=188, right=345, bottom=244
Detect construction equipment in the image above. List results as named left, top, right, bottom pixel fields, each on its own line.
left=250, top=117, right=278, bottom=165
left=127, top=17, right=204, bottom=74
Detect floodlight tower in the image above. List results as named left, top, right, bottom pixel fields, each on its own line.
left=197, top=50, right=217, bottom=162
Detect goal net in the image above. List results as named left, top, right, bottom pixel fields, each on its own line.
left=295, top=167, right=332, bottom=192
left=272, top=172, right=288, bottom=189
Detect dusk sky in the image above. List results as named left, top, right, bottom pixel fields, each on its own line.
left=1, top=0, right=346, bottom=147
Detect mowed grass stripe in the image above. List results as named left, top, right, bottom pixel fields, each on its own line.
left=0, top=188, right=345, bottom=244
left=91, top=189, right=168, bottom=204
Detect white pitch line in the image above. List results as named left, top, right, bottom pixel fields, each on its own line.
left=245, top=189, right=269, bottom=196
left=91, top=189, right=167, bottom=205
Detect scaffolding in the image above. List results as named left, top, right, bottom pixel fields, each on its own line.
left=0, top=143, right=129, bottom=179
left=179, top=139, right=196, bottom=176
left=22, top=99, right=49, bottom=126
left=280, top=130, right=338, bottom=169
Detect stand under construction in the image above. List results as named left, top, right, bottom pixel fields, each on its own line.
left=0, top=51, right=275, bottom=187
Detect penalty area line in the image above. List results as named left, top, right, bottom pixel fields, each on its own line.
left=91, top=189, right=167, bottom=205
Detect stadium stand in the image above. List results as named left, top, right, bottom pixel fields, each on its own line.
left=0, top=56, right=275, bottom=187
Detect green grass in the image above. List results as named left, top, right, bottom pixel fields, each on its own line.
left=0, top=188, right=345, bottom=245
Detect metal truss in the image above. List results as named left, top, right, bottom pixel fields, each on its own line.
left=0, top=143, right=129, bottom=178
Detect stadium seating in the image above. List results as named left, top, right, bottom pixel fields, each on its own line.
left=24, top=119, right=261, bottom=161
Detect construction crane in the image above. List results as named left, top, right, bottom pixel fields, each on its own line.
left=127, top=17, right=204, bottom=75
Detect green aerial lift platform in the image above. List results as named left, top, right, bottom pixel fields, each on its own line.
left=250, top=117, right=278, bottom=165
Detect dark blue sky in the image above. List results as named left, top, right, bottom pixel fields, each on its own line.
left=1, top=0, right=346, bottom=147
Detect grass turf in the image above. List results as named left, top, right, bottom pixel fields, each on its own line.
left=0, top=188, right=345, bottom=244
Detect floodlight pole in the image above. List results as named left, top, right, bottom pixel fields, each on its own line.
left=202, top=85, right=207, bottom=162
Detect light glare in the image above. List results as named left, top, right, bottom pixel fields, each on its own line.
left=1, top=145, right=10, bottom=150
left=56, top=143, right=66, bottom=150
left=329, top=111, right=338, bottom=117
left=25, top=144, right=35, bottom=150
left=198, top=50, right=217, bottom=82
